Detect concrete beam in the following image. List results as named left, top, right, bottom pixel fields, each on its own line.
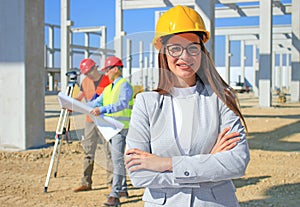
left=122, top=0, right=291, bottom=18
left=215, top=4, right=291, bottom=18
left=216, top=25, right=291, bottom=36
left=122, top=0, right=194, bottom=9
left=217, top=0, right=259, bottom=3
left=71, top=26, right=105, bottom=33
left=230, top=35, right=291, bottom=42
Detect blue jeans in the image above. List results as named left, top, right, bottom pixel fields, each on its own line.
left=109, top=129, right=128, bottom=198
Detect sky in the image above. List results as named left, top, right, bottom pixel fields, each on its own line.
left=44, top=0, right=292, bottom=68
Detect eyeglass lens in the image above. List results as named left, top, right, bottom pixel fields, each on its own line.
left=167, top=43, right=201, bottom=57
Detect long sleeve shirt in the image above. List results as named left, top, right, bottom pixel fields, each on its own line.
left=87, top=76, right=133, bottom=114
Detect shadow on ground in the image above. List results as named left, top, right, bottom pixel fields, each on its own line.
left=233, top=176, right=271, bottom=188
left=247, top=119, right=300, bottom=152
left=240, top=183, right=300, bottom=207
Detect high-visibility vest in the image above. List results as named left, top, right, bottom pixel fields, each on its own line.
left=103, top=78, right=133, bottom=129
left=82, top=75, right=110, bottom=122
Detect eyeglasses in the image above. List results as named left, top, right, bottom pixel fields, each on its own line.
left=166, top=43, right=202, bottom=58
left=104, top=66, right=115, bottom=73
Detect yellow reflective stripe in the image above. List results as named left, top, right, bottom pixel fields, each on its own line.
left=112, top=117, right=131, bottom=121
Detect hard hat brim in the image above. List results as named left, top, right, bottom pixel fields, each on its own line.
left=153, top=30, right=210, bottom=50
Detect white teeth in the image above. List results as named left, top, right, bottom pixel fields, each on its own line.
left=179, top=64, right=190, bottom=67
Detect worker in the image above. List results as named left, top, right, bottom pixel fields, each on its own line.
left=73, top=58, right=112, bottom=192
left=89, top=56, right=134, bottom=206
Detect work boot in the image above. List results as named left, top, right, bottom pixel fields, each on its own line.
left=102, top=196, right=120, bottom=206
left=73, top=185, right=92, bottom=192
left=118, top=191, right=129, bottom=198
left=105, top=191, right=129, bottom=198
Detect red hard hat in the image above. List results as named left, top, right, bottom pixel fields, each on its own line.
left=101, top=56, right=123, bottom=71
left=80, top=58, right=96, bottom=74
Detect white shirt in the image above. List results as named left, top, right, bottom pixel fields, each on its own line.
left=170, top=86, right=197, bottom=154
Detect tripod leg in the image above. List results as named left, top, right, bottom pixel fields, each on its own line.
left=54, top=134, right=63, bottom=177
left=65, top=115, right=72, bottom=144
left=44, top=135, right=61, bottom=192
left=53, top=109, right=70, bottom=178
left=44, top=81, right=76, bottom=192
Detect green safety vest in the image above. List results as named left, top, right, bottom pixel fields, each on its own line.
left=103, top=78, right=134, bottom=129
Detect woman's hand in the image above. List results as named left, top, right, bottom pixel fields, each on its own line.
left=125, top=148, right=172, bottom=172
left=90, top=107, right=100, bottom=116
left=210, top=127, right=241, bottom=154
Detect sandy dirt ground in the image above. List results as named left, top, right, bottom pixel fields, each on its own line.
left=0, top=92, right=299, bottom=207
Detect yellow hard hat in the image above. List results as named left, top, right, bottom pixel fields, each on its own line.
left=153, top=5, right=210, bottom=49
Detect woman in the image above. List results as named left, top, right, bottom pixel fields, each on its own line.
left=125, top=5, right=250, bottom=207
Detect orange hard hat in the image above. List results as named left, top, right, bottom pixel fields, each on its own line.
left=101, top=56, right=123, bottom=71
left=153, top=5, right=210, bottom=50
left=80, top=58, right=96, bottom=74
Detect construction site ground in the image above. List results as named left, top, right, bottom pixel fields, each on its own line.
left=0, top=92, right=299, bottom=207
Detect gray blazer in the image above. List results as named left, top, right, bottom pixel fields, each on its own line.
left=126, top=83, right=250, bottom=207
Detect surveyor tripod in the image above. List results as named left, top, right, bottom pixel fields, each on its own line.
left=44, top=71, right=79, bottom=193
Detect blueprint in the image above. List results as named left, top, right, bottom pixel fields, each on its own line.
left=57, top=92, right=124, bottom=141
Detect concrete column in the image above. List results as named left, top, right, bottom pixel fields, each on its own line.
left=291, top=0, right=300, bottom=102
left=60, top=0, right=71, bottom=92
left=149, top=43, right=156, bottom=90
left=115, top=0, right=124, bottom=59
left=154, top=11, right=163, bottom=69
left=48, top=26, right=55, bottom=68
left=84, top=33, right=90, bottom=58
left=101, top=26, right=107, bottom=68
left=195, top=0, right=215, bottom=60
left=286, top=54, right=291, bottom=90
left=144, top=56, right=149, bottom=91
left=253, top=44, right=259, bottom=96
left=225, top=35, right=231, bottom=84
left=47, top=26, right=55, bottom=91
left=126, top=39, right=132, bottom=83
left=48, top=73, right=54, bottom=91
left=278, top=53, right=283, bottom=89
left=69, top=30, right=73, bottom=70
left=240, top=40, right=246, bottom=85
left=272, top=52, right=276, bottom=89
left=259, top=0, right=273, bottom=107
left=0, top=0, right=45, bottom=150
left=139, top=41, right=144, bottom=85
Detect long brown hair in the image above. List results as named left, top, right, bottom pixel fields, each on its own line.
left=155, top=32, right=247, bottom=130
